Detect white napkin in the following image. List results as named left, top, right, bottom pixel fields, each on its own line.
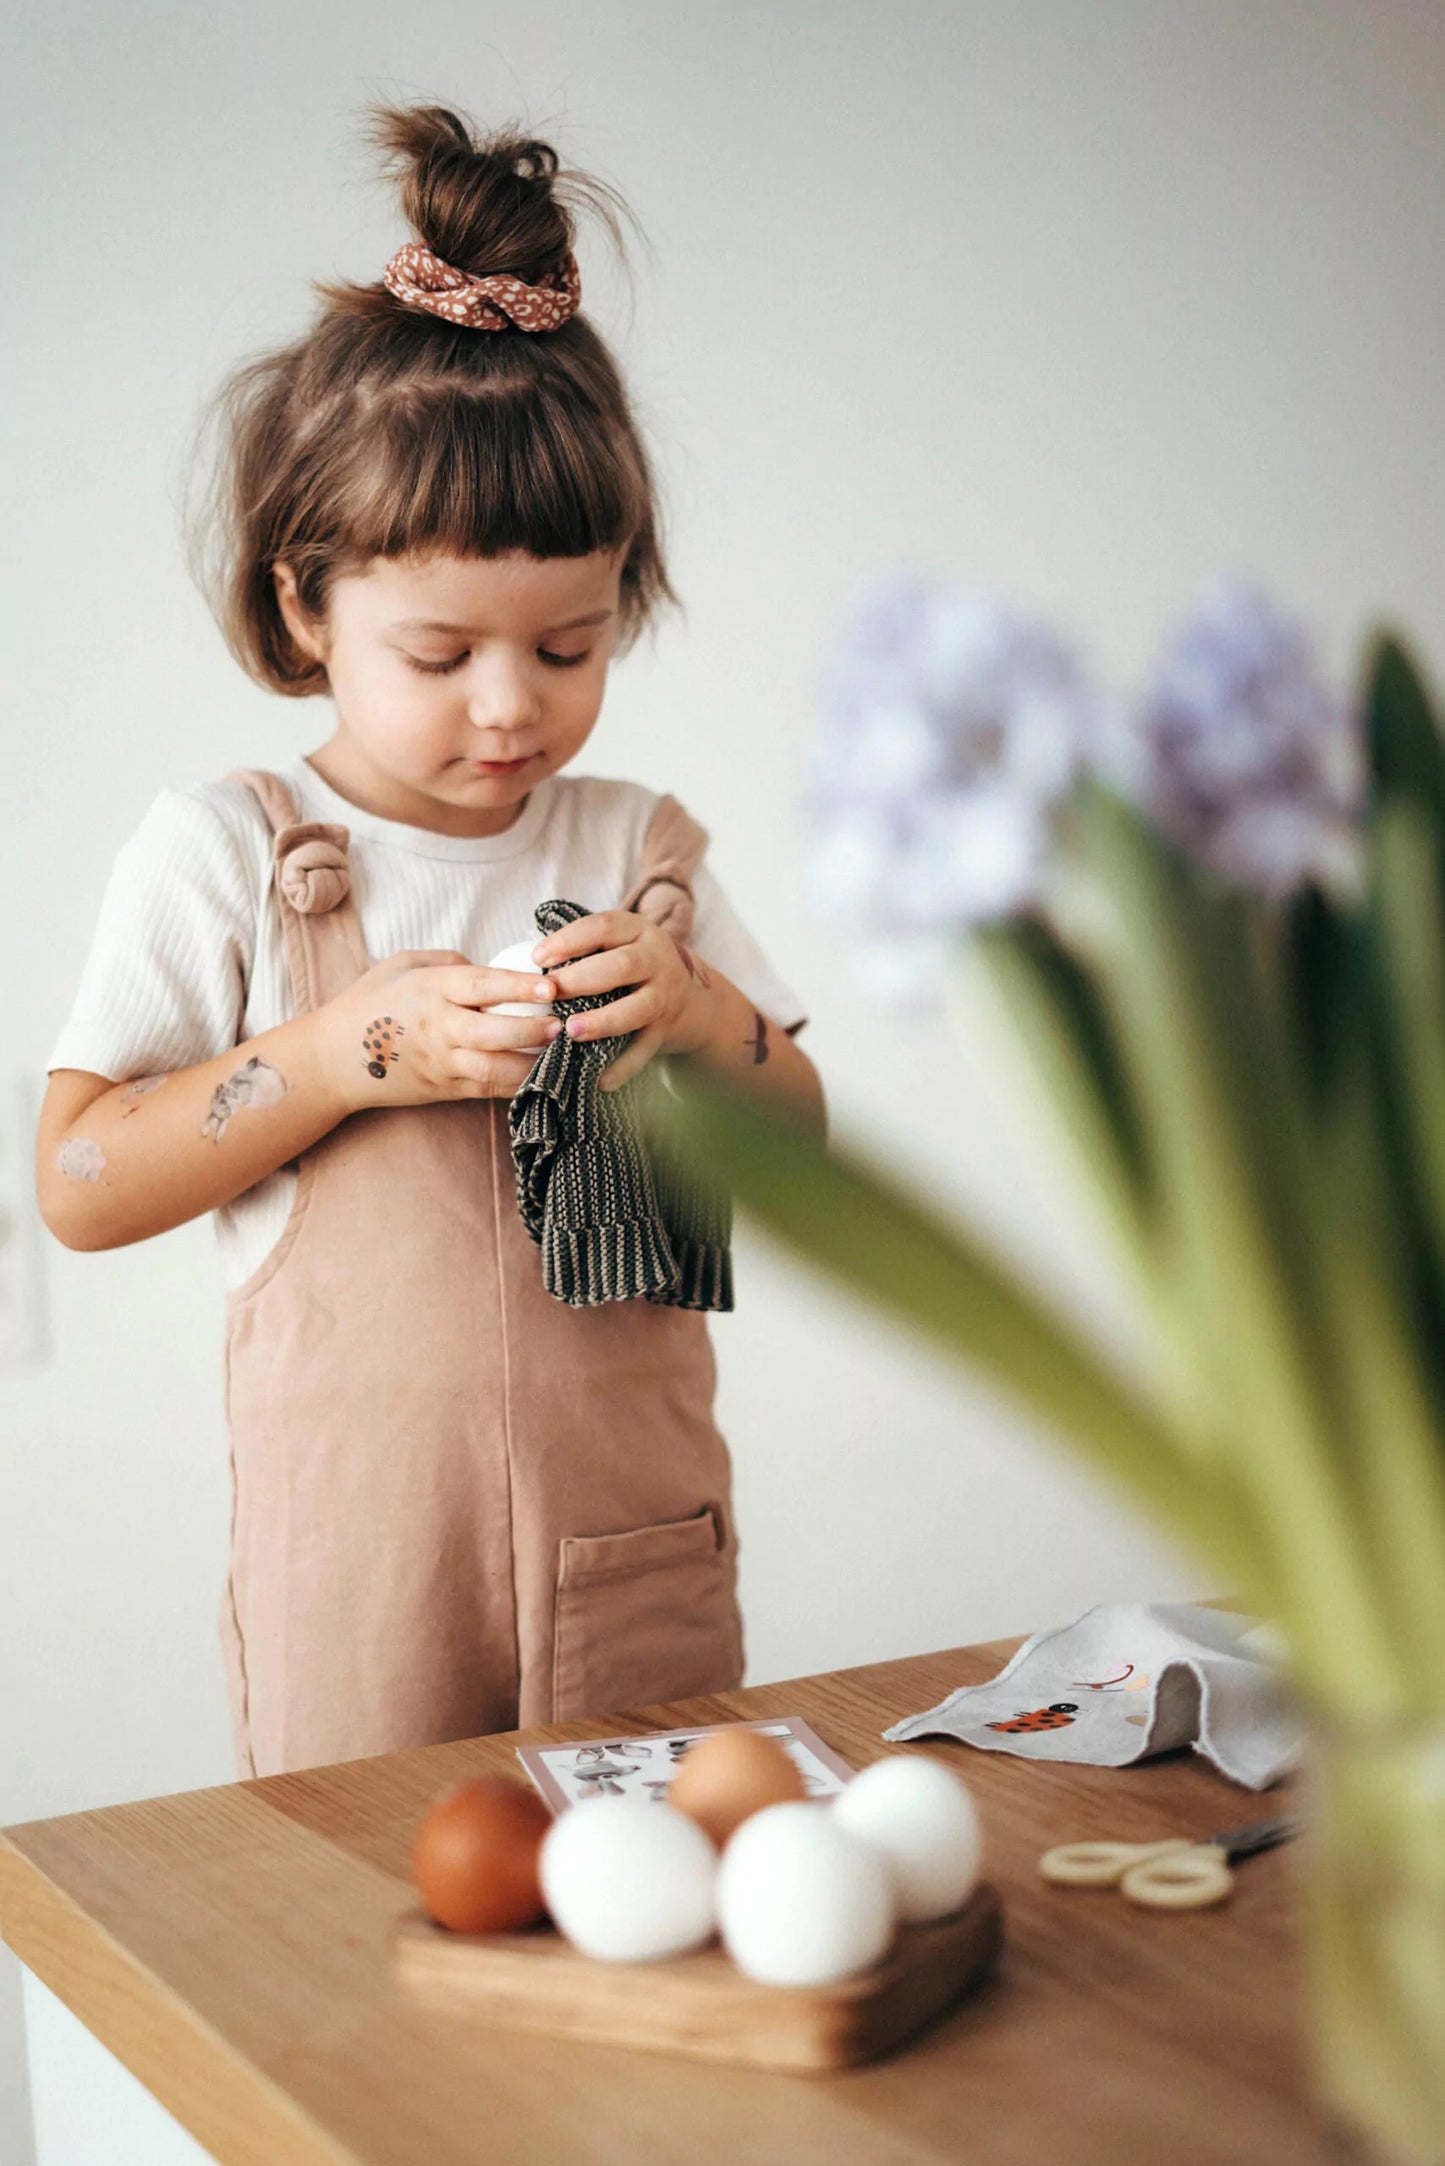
left=883, top=1602, right=1301, bottom=1790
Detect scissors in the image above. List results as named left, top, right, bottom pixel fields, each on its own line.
left=1038, top=1816, right=1299, bottom=1910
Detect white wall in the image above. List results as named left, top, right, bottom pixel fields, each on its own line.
left=4, top=4, right=1443, bottom=2158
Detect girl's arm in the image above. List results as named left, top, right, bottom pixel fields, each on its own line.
left=37, top=1013, right=353, bottom=1253
left=664, top=969, right=826, bottom=1138
left=534, top=913, right=827, bottom=1138
left=37, top=952, right=562, bottom=1252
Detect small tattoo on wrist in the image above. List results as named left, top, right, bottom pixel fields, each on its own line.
left=362, top=1016, right=405, bottom=1080
left=57, top=1137, right=106, bottom=1182
left=747, top=1011, right=770, bottom=1064
left=120, top=1074, right=169, bottom=1117
left=676, top=943, right=713, bottom=990
left=202, top=1057, right=288, bottom=1142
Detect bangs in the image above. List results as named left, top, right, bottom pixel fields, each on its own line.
left=335, top=378, right=641, bottom=568
left=190, top=230, right=679, bottom=696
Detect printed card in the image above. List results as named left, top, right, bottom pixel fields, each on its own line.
left=516, top=1716, right=855, bottom=1814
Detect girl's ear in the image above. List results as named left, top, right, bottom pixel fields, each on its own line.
left=272, top=560, right=327, bottom=665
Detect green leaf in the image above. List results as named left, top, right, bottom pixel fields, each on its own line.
left=1283, top=880, right=1370, bottom=1111
left=1366, top=632, right=1445, bottom=833
left=1066, top=785, right=1406, bottom=1712
left=1371, top=801, right=1445, bottom=1310
left=974, top=918, right=1153, bottom=1222
left=648, top=1066, right=1267, bottom=1596
left=1306, top=1035, right=1445, bottom=1680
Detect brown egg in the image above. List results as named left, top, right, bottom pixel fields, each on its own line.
left=668, top=1728, right=808, bottom=1850
left=413, top=1776, right=553, bottom=1933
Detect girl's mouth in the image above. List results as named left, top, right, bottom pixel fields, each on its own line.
left=467, top=755, right=535, bottom=777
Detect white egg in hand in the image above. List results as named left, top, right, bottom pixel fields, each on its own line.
left=539, top=1799, right=717, bottom=1963
left=831, top=1754, right=981, bottom=1922
left=716, top=1801, right=895, bottom=1988
left=486, top=938, right=555, bottom=1021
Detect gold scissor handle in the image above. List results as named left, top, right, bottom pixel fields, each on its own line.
left=1039, top=1837, right=1197, bottom=1887
left=1119, top=1846, right=1233, bottom=1910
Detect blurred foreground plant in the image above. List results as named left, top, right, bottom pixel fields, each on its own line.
left=653, top=579, right=1445, bottom=2165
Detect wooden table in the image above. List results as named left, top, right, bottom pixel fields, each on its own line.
left=0, top=1638, right=1330, bottom=2166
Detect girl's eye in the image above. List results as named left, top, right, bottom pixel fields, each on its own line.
left=404, top=649, right=591, bottom=676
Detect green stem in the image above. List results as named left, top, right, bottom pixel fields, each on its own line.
left=1308, top=1055, right=1445, bottom=1691
left=653, top=1067, right=1270, bottom=1600
left=1069, top=789, right=1405, bottom=1715
left=1374, top=804, right=1445, bottom=1285
left=1302, top=1719, right=1445, bottom=2165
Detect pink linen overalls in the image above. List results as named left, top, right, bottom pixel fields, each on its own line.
left=218, top=770, right=745, bottom=1778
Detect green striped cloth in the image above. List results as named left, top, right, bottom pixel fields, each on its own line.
left=508, top=899, right=734, bottom=1310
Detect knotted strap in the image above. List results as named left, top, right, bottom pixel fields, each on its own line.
left=277, top=826, right=352, bottom=915
left=226, top=768, right=373, bottom=1008
left=507, top=898, right=733, bottom=1311
left=621, top=794, right=709, bottom=941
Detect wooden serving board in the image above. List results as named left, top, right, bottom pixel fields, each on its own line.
left=391, top=1883, right=1002, bottom=2072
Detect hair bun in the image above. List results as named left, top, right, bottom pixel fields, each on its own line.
left=364, top=103, right=578, bottom=288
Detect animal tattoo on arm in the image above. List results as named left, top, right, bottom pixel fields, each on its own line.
left=56, top=1137, right=106, bottom=1182
left=361, top=1017, right=405, bottom=1080
left=202, top=1057, right=288, bottom=1142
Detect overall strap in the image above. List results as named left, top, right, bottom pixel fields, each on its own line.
left=227, top=768, right=373, bottom=1015
left=622, top=794, right=709, bottom=939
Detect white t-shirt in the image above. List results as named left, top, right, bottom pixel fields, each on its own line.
left=49, top=757, right=807, bottom=1290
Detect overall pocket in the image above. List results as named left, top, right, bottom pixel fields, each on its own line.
left=551, top=1505, right=745, bottom=1722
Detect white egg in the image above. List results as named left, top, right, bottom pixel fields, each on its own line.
left=486, top=938, right=555, bottom=1021
left=716, top=1801, right=896, bottom=1988
left=830, top=1755, right=981, bottom=1922
left=539, top=1799, right=717, bottom=1963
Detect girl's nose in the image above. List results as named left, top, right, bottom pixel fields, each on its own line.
left=466, top=656, right=544, bottom=736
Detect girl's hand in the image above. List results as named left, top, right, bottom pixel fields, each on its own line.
left=531, top=913, right=719, bottom=1091
left=317, top=951, right=561, bottom=1114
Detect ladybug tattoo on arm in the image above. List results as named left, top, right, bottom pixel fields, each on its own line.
left=361, top=1016, right=405, bottom=1080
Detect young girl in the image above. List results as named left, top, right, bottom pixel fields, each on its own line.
left=36, top=102, right=824, bottom=1780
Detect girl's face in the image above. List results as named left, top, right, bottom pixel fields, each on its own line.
left=273, top=546, right=626, bottom=836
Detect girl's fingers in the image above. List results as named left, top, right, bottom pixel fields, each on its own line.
left=531, top=910, right=637, bottom=967
left=433, top=964, right=557, bottom=1010
left=600, top=1025, right=665, bottom=1092
left=451, top=1010, right=556, bottom=1054
left=547, top=943, right=646, bottom=1001
left=566, top=988, right=658, bottom=1041
left=449, top=1047, right=536, bottom=1090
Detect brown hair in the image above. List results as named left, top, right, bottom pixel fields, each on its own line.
left=184, top=101, right=681, bottom=696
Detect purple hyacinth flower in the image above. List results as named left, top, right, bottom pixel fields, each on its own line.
left=1134, top=578, right=1364, bottom=898
left=807, top=574, right=1097, bottom=994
